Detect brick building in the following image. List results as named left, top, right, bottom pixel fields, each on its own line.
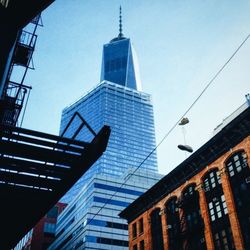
left=15, top=202, right=66, bottom=250
left=120, top=100, right=250, bottom=250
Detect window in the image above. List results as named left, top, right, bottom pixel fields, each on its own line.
left=132, top=222, right=137, bottom=238
left=214, top=227, right=235, bottom=250
left=208, top=195, right=228, bottom=222
left=165, top=197, right=181, bottom=250
left=140, top=240, right=145, bottom=250
left=203, top=170, right=221, bottom=192
left=88, top=218, right=128, bottom=230
left=133, top=244, right=138, bottom=250
left=203, top=169, right=235, bottom=249
left=226, top=151, right=250, bottom=248
left=94, top=183, right=143, bottom=196
left=85, top=236, right=128, bottom=246
left=226, top=152, right=248, bottom=177
left=139, top=218, right=144, bottom=234
left=44, top=223, right=56, bottom=234
left=150, top=208, right=164, bottom=250
left=93, top=196, right=130, bottom=207
left=180, top=184, right=206, bottom=250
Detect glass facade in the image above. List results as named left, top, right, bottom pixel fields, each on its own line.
left=60, top=81, right=158, bottom=203
left=49, top=171, right=162, bottom=250
left=100, top=38, right=142, bottom=91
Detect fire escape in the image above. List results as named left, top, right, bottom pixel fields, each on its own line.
left=0, top=11, right=110, bottom=250
left=177, top=186, right=206, bottom=250
left=0, top=15, right=40, bottom=126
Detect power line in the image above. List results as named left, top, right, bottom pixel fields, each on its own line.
left=83, top=33, right=250, bottom=230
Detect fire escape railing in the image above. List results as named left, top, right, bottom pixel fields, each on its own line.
left=0, top=14, right=41, bottom=127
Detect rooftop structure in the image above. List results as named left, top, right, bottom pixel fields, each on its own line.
left=100, top=7, right=142, bottom=91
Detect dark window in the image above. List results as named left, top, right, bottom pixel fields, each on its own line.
left=59, top=204, right=75, bottom=222
left=74, top=240, right=83, bottom=250
left=132, top=222, right=137, bottom=238
left=208, top=195, right=228, bottom=222
left=133, top=244, right=138, bottom=250
left=226, top=151, right=250, bottom=249
left=165, top=197, right=181, bottom=250
left=150, top=208, right=164, bottom=250
left=180, top=184, right=206, bottom=250
left=94, top=183, right=143, bottom=196
left=139, top=218, right=144, bottom=234
left=86, top=235, right=128, bottom=246
left=56, top=234, right=73, bottom=250
left=227, top=152, right=248, bottom=177
left=203, top=170, right=221, bottom=192
left=140, top=240, right=145, bottom=250
left=203, top=169, right=235, bottom=250
left=88, top=218, right=128, bottom=230
left=93, top=196, right=130, bottom=207
left=214, top=227, right=234, bottom=250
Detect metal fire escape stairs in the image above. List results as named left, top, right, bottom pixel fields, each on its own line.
left=0, top=14, right=41, bottom=127
left=0, top=14, right=111, bottom=249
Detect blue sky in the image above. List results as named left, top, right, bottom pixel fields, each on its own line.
left=21, top=0, right=250, bottom=174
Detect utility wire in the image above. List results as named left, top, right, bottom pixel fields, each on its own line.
left=84, top=34, right=250, bottom=228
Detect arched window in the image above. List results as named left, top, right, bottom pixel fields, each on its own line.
left=179, top=184, right=206, bottom=250
left=225, top=151, right=250, bottom=249
left=203, top=169, right=235, bottom=250
left=165, top=197, right=181, bottom=250
left=150, top=208, right=164, bottom=250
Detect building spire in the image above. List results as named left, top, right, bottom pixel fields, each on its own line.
left=110, top=6, right=126, bottom=42
left=118, top=6, right=124, bottom=38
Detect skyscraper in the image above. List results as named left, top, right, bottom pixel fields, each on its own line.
left=49, top=8, right=162, bottom=249
left=60, top=7, right=158, bottom=204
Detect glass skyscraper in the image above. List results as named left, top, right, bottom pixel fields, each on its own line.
left=60, top=81, right=157, bottom=203
left=60, top=15, right=158, bottom=204
left=49, top=9, right=162, bottom=249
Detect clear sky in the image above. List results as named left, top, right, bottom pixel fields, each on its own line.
left=21, top=0, right=250, bottom=175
